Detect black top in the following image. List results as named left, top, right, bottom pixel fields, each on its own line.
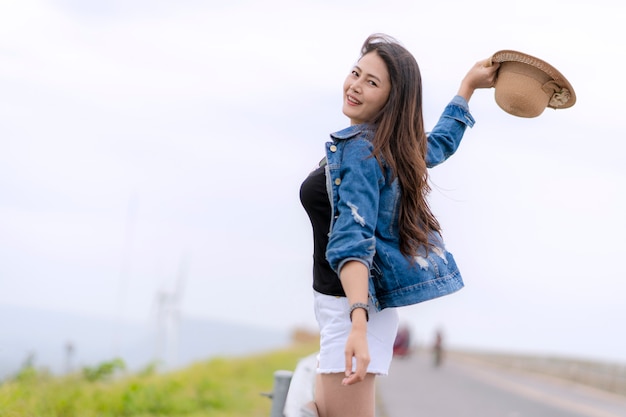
left=299, top=165, right=345, bottom=296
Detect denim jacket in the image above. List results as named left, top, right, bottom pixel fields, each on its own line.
left=325, top=96, right=475, bottom=311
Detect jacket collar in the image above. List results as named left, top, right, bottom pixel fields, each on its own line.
left=330, top=123, right=375, bottom=141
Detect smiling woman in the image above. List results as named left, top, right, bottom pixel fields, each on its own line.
left=298, top=33, right=499, bottom=417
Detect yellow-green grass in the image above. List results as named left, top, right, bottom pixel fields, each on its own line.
left=0, top=342, right=318, bottom=417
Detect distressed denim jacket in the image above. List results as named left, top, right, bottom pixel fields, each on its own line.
left=325, top=96, right=475, bottom=311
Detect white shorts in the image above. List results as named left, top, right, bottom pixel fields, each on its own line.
left=313, top=290, right=399, bottom=375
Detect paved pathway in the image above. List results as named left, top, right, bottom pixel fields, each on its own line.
left=376, top=352, right=626, bottom=417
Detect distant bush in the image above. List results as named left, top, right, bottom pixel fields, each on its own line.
left=290, top=327, right=320, bottom=345
left=82, top=358, right=126, bottom=382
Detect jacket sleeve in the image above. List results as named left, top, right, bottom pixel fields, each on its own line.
left=326, top=139, right=383, bottom=274
left=426, top=95, right=476, bottom=168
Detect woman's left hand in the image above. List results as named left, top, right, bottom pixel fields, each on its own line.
left=342, top=320, right=370, bottom=385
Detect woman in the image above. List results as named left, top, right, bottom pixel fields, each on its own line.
left=299, top=34, right=498, bottom=417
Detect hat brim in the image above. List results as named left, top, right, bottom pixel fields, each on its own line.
left=491, top=50, right=576, bottom=109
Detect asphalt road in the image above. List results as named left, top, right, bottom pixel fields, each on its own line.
left=376, top=352, right=626, bottom=417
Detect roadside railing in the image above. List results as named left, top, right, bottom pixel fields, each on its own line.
left=262, top=370, right=293, bottom=417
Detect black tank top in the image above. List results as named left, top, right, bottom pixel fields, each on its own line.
left=299, top=164, right=345, bottom=296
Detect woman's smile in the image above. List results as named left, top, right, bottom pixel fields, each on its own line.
left=346, top=94, right=362, bottom=105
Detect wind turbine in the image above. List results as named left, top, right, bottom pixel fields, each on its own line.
left=155, top=254, right=188, bottom=369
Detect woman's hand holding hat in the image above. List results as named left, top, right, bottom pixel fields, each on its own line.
left=457, top=59, right=500, bottom=102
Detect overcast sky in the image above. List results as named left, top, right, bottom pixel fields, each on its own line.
left=1, top=0, right=625, bottom=364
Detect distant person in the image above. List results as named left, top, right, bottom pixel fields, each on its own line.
left=299, top=33, right=498, bottom=417
left=433, top=329, right=444, bottom=367
left=393, top=325, right=411, bottom=358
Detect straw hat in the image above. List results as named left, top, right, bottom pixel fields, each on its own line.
left=487, top=50, right=576, bottom=118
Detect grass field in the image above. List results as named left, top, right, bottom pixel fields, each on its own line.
left=0, top=340, right=318, bottom=417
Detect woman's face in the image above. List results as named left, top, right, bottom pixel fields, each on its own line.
left=342, top=51, right=391, bottom=125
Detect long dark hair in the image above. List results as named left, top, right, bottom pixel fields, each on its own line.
left=361, top=33, right=441, bottom=257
